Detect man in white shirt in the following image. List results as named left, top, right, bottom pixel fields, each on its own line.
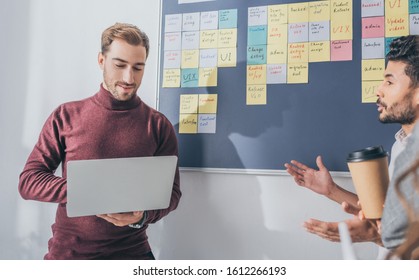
left=285, top=35, right=419, bottom=249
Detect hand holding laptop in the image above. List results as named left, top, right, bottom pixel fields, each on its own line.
left=97, top=211, right=144, bottom=227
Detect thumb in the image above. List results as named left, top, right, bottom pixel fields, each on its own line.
left=316, top=155, right=327, bottom=171
left=342, top=201, right=361, bottom=215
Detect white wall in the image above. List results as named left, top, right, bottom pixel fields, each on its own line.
left=0, top=0, right=378, bottom=260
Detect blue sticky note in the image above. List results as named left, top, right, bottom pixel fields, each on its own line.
left=181, top=68, right=199, bottom=88
left=247, top=45, right=267, bottom=65
left=198, top=114, right=217, bottom=133
left=219, top=9, right=237, bottom=29
left=248, top=25, right=267, bottom=46
left=410, top=0, right=419, bottom=14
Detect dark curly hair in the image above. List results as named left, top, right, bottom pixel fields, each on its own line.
left=386, top=35, right=419, bottom=89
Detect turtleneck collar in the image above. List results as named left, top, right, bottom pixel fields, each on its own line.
left=93, top=84, right=141, bottom=110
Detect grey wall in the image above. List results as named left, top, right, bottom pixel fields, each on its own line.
left=0, top=0, right=378, bottom=260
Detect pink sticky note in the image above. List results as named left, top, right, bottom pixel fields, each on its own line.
left=331, top=40, right=352, bottom=61
left=362, top=16, right=385, bottom=38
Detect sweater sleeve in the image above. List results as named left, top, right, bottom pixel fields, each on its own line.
left=144, top=116, right=182, bottom=225
left=18, top=108, right=67, bottom=203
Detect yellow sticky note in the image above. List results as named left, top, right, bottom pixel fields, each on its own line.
left=162, top=69, right=180, bottom=88
left=362, top=59, right=385, bottom=81
left=199, top=67, right=218, bottom=87
left=267, top=23, right=288, bottom=45
left=218, top=29, right=237, bottom=48
left=385, top=15, right=409, bottom=37
left=309, top=41, right=330, bottom=62
left=247, top=65, right=267, bottom=85
left=246, top=85, right=267, bottom=105
left=179, top=114, right=198, bottom=134
left=287, top=63, right=309, bottom=84
left=181, top=50, right=199, bottom=69
left=218, top=48, right=237, bottom=67
left=200, top=30, right=218, bottom=49
left=268, top=4, right=288, bottom=25
left=288, top=43, right=309, bottom=63
left=288, top=2, right=309, bottom=23
left=362, top=80, right=381, bottom=103
left=198, top=94, right=218, bottom=113
left=330, top=0, right=352, bottom=22
left=267, top=44, right=287, bottom=64
left=309, top=1, right=330, bottom=22
left=385, top=0, right=408, bottom=17
left=180, top=94, right=199, bottom=114
left=331, top=19, right=353, bottom=40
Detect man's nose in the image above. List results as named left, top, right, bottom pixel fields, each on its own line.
left=123, top=68, right=134, bottom=84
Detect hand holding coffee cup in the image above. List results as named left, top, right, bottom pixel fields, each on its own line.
left=347, top=146, right=389, bottom=219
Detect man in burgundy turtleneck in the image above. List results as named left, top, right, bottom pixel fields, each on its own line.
left=18, top=23, right=181, bottom=259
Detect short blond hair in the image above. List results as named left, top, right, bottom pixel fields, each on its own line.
left=101, top=23, right=149, bottom=58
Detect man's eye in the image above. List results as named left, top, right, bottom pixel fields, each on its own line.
left=115, top=64, right=125, bottom=68
left=134, top=67, right=143, bottom=71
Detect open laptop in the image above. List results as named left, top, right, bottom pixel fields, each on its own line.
left=66, top=155, right=178, bottom=217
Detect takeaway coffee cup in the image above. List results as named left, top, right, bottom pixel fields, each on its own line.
left=346, top=146, right=389, bottom=219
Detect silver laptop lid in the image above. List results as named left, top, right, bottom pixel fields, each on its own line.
left=66, top=155, right=177, bottom=217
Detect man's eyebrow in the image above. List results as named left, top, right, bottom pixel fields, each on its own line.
left=384, top=73, right=394, bottom=79
left=112, top=58, right=146, bottom=66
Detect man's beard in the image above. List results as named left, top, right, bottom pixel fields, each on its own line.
left=103, top=69, right=137, bottom=101
left=378, top=91, right=416, bottom=125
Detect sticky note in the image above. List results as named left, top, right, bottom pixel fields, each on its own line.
left=199, top=67, right=218, bottom=87
left=200, top=49, right=218, bottom=68
left=246, top=85, right=267, bottom=105
left=309, top=41, right=330, bottom=62
left=288, top=43, right=309, bottom=63
left=164, top=32, right=182, bottom=51
left=362, top=59, right=385, bottom=81
left=182, top=31, right=200, bottom=50
left=267, top=44, right=287, bottom=64
left=181, top=68, right=199, bottom=88
left=330, top=0, right=352, bottom=22
left=331, top=40, right=352, bottom=61
left=247, top=45, right=267, bottom=65
left=362, top=80, right=381, bottom=103
left=268, top=4, right=288, bottom=25
left=288, top=22, right=309, bottom=43
left=165, top=14, right=182, bottom=33
left=218, top=47, right=237, bottom=67
left=163, top=51, right=181, bottom=69
left=385, top=0, right=408, bottom=17
left=248, top=6, right=268, bottom=26
left=248, top=26, right=268, bottom=46
left=180, top=94, right=199, bottom=114
left=218, top=28, right=237, bottom=48
left=288, top=3, right=309, bottom=23
left=309, top=21, right=330, bottom=42
left=179, top=114, right=198, bottom=134
left=362, top=37, right=385, bottom=59
left=287, top=63, right=309, bottom=84
left=162, top=69, right=181, bottom=88
left=331, top=19, right=353, bottom=40
left=247, top=65, right=267, bottom=85
left=198, top=94, right=218, bottom=113
left=200, top=11, right=218, bottom=30
left=411, top=0, right=419, bottom=14
left=219, top=9, right=238, bottom=29
left=361, top=0, right=384, bottom=17
left=267, top=64, right=287, bottom=84
left=181, top=50, right=199, bottom=69
left=385, top=15, right=409, bottom=37
left=309, top=1, right=330, bottom=22
left=200, top=30, right=218, bottom=49
left=267, top=23, right=288, bottom=45
left=182, top=12, right=200, bottom=31
left=198, top=114, right=217, bottom=133
left=362, top=16, right=384, bottom=38
left=410, top=14, right=419, bottom=35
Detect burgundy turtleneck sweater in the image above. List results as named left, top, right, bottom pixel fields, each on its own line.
left=18, top=85, right=181, bottom=259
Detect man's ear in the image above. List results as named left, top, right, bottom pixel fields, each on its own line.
left=98, top=52, right=105, bottom=70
